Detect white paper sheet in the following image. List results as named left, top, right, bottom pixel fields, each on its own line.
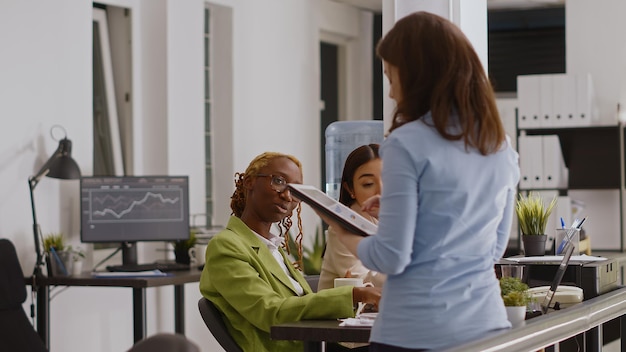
left=504, top=254, right=606, bottom=263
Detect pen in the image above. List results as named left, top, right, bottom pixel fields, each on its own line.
left=560, top=217, right=565, bottom=229
left=556, top=217, right=586, bottom=255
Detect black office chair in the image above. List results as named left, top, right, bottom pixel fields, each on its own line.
left=305, top=274, right=320, bottom=293
left=198, top=297, right=243, bottom=352
left=126, top=333, right=200, bottom=352
left=0, top=238, right=47, bottom=352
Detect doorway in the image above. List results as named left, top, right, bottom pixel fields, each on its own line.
left=320, top=41, right=339, bottom=191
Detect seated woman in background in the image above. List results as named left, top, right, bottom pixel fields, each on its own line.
left=199, top=151, right=381, bottom=352
left=318, top=144, right=387, bottom=290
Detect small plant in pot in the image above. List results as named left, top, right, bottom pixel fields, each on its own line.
left=172, top=230, right=198, bottom=265
left=515, top=192, right=557, bottom=256
left=500, top=276, right=532, bottom=325
left=66, top=244, right=85, bottom=275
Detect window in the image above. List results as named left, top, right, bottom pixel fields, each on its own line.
left=488, top=6, right=565, bottom=93
left=204, top=6, right=214, bottom=226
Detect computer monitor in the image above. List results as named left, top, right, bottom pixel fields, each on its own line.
left=80, top=175, right=190, bottom=265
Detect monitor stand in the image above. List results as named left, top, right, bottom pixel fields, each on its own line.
left=121, top=242, right=138, bottom=266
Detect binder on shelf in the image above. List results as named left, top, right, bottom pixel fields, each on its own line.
left=575, top=73, right=596, bottom=126
left=551, top=74, right=577, bottom=127
left=517, top=75, right=541, bottom=128
left=542, top=135, right=568, bottom=189
left=539, top=75, right=553, bottom=127
left=518, top=134, right=544, bottom=189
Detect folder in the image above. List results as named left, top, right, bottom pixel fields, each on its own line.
left=518, top=134, right=544, bottom=189
left=542, top=135, right=568, bottom=189
left=575, top=73, right=595, bottom=126
left=551, top=74, right=577, bottom=127
left=517, top=75, right=541, bottom=128
left=539, top=75, right=553, bottom=127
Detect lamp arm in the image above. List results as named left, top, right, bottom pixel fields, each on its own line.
left=29, top=178, right=45, bottom=277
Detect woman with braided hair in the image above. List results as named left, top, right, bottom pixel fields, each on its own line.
left=200, top=151, right=381, bottom=352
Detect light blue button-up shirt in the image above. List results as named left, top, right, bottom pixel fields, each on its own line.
left=358, top=113, right=520, bottom=350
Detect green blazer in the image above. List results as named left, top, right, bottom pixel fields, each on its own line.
left=200, top=216, right=355, bottom=352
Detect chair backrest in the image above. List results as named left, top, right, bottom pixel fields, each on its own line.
left=305, top=274, right=320, bottom=293
left=0, top=238, right=47, bottom=352
left=198, top=298, right=243, bottom=352
left=126, top=333, right=200, bottom=352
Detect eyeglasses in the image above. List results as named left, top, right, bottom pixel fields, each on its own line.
left=256, top=174, right=289, bottom=193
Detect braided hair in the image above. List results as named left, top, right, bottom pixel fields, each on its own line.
left=229, top=152, right=305, bottom=270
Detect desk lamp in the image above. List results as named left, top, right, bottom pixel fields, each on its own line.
left=28, top=125, right=81, bottom=277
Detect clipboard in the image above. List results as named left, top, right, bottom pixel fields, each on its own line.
left=287, top=184, right=377, bottom=237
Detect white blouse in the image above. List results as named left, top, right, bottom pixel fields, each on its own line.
left=253, top=231, right=304, bottom=296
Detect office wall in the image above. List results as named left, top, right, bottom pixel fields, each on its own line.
left=0, top=0, right=370, bottom=351
left=566, top=0, right=626, bottom=125
left=565, top=0, right=626, bottom=249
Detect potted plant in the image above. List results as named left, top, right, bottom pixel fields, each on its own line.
left=515, top=192, right=557, bottom=256
left=43, top=232, right=73, bottom=277
left=287, top=226, right=326, bottom=275
left=172, top=230, right=198, bottom=265
left=500, top=276, right=532, bottom=325
left=66, top=244, right=85, bottom=275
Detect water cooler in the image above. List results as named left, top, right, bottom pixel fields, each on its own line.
left=324, top=120, right=384, bottom=200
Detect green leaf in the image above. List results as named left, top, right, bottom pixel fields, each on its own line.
left=500, top=276, right=532, bottom=307
left=515, top=192, right=557, bottom=235
left=287, top=226, right=326, bottom=275
left=43, top=233, right=66, bottom=252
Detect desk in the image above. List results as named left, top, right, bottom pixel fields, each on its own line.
left=28, top=269, right=201, bottom=350
left=271, top=320, right=370, bottom=352
left=497, top=256, right=619, bottom=351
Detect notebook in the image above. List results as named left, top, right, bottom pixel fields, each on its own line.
left=287, top=184, right=377, bottom=237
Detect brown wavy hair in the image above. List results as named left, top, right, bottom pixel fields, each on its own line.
left=377, top=11, right=505, bottom=155
left=230, top=152, right=305, bottom=270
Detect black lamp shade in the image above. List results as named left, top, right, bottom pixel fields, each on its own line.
left=47, top=156, right=81, bottom=180
left=45, top=138, right=81, bottom=180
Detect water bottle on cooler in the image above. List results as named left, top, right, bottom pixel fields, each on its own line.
left=324, top=120, right=384, bottom=200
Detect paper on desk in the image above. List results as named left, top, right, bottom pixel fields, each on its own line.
left=505, top=254, right=607, bottom=263
left=339, top=313, right=377, bottom=327
left=91, top=270, right=170, bottom=278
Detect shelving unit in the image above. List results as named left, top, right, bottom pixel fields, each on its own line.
left=514, top=118, right=626, bottom=253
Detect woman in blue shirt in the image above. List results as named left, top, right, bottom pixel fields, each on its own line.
left=316, top=12, right=520, bottom=351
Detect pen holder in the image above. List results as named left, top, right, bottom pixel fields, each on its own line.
left=46, top=250, right=73, bottom=277
left=554, top=228, right=580, bottom=256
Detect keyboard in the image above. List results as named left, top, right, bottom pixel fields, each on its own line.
left=106, top=262, right=191, bottom=272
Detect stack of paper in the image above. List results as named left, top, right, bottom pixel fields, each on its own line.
left=339, top=313, right=378, bottom=327
left=91, top=270, right=170, bottom=278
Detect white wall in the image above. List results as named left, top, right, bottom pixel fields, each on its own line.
left=380, top=0, right=487, bottom=131
left=0, top=0, right=372, bottom=351
left=566, top=0, right=626, bottom=125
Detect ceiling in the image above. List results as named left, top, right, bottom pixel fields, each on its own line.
left=330, top=0, right=565, bottom=13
